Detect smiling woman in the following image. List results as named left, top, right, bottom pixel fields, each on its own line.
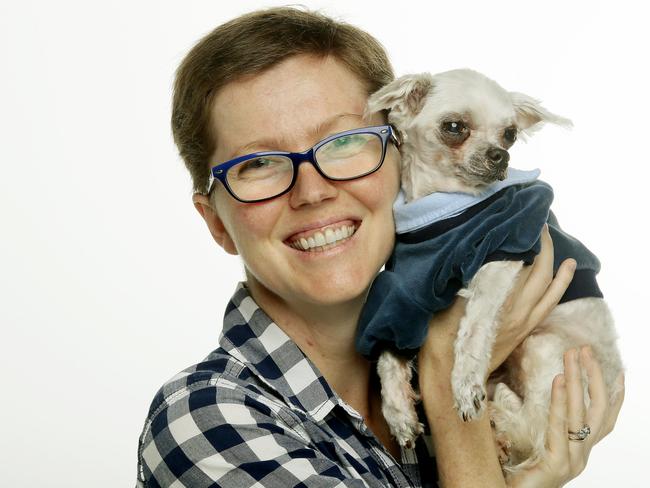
left=135, top=7, right=623, bottom=488
left=201, top=54, right=401, bottom=309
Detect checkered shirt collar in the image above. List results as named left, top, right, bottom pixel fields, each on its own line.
left=218, top=282, right=354, bottom=423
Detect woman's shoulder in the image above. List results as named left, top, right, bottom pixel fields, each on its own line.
left=136, top=347, right=305, bottom=484
left=135, top=344, right=396, bottom=488
left=141, top=347, right=288, bottom=428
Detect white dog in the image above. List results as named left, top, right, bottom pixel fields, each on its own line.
left=360, top=69, right=624, bottom=474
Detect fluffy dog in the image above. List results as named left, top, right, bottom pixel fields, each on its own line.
left=357, top=69, right=623, bottom=474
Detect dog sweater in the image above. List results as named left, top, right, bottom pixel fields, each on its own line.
left=355, top=169, right=603, bottom=360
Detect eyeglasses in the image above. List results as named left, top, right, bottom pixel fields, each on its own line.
left=203, top=125, right=400, bottom=203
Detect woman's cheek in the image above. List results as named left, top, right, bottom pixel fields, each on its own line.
left=232, top=198, right=283, bottom=239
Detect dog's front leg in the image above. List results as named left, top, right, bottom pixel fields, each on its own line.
left=377, top=349, right=423, bottom=448
left=452, top=260, right=523, bottom=421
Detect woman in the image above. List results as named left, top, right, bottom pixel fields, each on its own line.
left=136, top=7, right=624, bottom=487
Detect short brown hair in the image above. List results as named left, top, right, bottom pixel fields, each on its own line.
left=172, top=7, right=394, bottom=193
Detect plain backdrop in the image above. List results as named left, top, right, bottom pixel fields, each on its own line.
left=1, top=0, right=648, bottom=486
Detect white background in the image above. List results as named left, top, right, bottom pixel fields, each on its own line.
left=1, top=0, right=648, bottom=486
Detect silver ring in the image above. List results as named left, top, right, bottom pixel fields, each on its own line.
left=568, top=424, right=591, bottom=442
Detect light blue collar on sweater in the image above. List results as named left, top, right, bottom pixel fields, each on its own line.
left=393, top=168, right=541, bottom=234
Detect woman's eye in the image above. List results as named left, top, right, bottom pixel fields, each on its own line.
left=238, top=158, right=276, bottom=175
left=442, top=121, right=467, bottom=134
left=504, top=127, right=517, bottom=144
left=334, top=136, right=351, bottom=146
left=332, top=135, right=361, bottom=147
left=249, top=158, right=271, bottom=168
left=321, top=134, right=367, bottom=156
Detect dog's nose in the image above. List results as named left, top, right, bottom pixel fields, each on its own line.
left=486, top=147, right=510, bottom=169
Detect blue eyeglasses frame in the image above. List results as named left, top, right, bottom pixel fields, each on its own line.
left=204, top=124, right=400, bottom=203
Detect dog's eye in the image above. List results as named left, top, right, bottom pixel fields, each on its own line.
left=504, top=127, right=517, bottom=144
left=442, top=121, right=468, bottom=135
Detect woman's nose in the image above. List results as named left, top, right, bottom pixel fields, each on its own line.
left=288, top=161, right=338, bottom=208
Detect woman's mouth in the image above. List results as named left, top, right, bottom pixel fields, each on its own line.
left=286, top=222, right=359, bottom=252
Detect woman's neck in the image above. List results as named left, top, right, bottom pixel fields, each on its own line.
left=246, top=278, right=375, bottom=418
left=246, top=278, right=401, bottom=459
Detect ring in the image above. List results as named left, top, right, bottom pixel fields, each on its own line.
left=568, top=424, right=591, bottom=442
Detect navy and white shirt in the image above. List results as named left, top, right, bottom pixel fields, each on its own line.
left=136, top=283, right=438, bottom=487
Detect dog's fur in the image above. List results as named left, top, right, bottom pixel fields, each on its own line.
left=366, top=69, right=623, bottom=475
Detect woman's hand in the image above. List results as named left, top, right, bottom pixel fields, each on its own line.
left=489, top=225, right=576, bottom=373
left=416, top=225, right=587, bottom=488
left=507, top=347, right=625, bottom=488
left=419, top=225, right=576, bottom=374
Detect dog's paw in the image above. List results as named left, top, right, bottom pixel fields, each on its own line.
left=454, top=380, right=487, bottom=421
left=491, top=418, right=512, bottom=466
left=391, top=420, right=425, bottom=449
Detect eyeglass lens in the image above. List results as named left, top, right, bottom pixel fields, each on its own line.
left=226, top=132, right=383, bottom=201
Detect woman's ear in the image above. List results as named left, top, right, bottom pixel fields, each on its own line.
left=192, top=193, right=238, bottom=255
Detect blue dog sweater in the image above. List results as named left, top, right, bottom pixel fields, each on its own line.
left=356, top=169, right=603, bottom=359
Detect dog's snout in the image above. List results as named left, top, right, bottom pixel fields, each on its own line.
left=486, top=148, right=510, bottom=169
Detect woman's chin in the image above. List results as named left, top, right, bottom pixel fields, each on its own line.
left=295, top=275, right=371, bottom=308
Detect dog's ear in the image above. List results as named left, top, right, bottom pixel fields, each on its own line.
left=510, top=92, right=573, bottom=135
left=365, top=73, right=434, bottom=127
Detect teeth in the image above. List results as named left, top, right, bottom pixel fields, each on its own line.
left=314, top=232, right=326, bottom=246
left=290, top=224, right=357, bottom=252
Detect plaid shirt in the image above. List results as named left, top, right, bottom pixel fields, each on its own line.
left=136, top=283, right=438, bottom=487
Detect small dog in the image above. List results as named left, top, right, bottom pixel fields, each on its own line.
left=359, top=69, right=624, bottom=475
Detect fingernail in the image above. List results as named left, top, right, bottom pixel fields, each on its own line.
left=581, top=345, right=592, bottom=360
left=567, top=259, right=577, bottom=271
left=556, top=374, right=566, bottom=387
left=617, top=371, right=625, bottom=386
